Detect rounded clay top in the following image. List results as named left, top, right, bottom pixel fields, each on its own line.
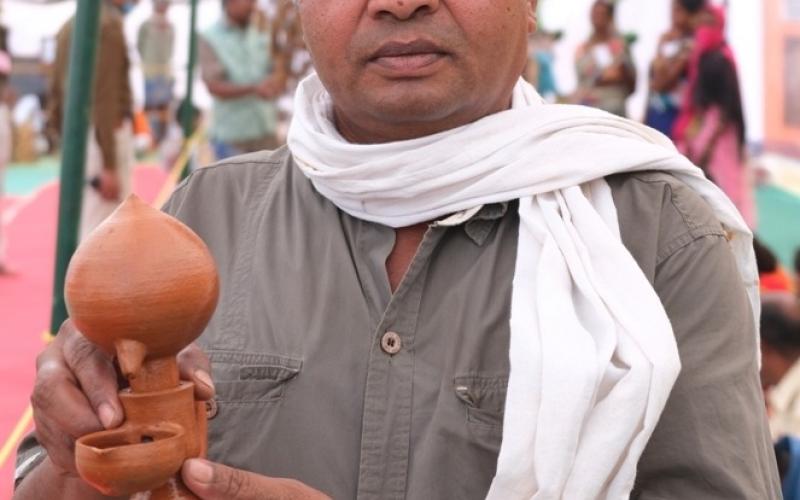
left=65, top=194, right=219, bottom=358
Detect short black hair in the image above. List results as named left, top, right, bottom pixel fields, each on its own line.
left=761, top=299, right=800, bottom=350
left=678, top=0, right=707, bottom=14
left=594, top=0, right=615, bottom=17
left=754, top=237, right=779, bottom=274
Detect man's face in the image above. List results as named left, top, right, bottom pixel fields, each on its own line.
left=590, top=3, right=612, bottom=32
left=225, top=0, right=255, bottom=26
left=671, top=1, right=692, bottom=34
left=155, top=0, right=169, bottom=15
left=298, top=0, right=537, bottom=143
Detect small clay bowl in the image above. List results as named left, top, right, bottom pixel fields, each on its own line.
left=75, top=422, right=186, bottom=496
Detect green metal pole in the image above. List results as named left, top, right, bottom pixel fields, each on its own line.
left=179, top=0, right=199, bottom=180
left=49, top=0, right=102, bottom=334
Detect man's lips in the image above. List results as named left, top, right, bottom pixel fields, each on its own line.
left=368, top=40, right=449, bottom=75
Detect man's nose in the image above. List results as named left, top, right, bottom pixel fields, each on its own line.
left=367, top=0, right=441, bottom=21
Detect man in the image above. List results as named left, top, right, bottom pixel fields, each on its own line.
left=199, top=0, right=285, bottom=160
left=761, top=293, right=800, bottom=438
left=50, top=0, right=135, bottom=240
left=137, top=0, right=175, bottom=145
left=16, top=1, right=780, bottom=499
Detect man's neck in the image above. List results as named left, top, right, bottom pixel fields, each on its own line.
left=386, top=223, right=429, bottom=293
left=225, top=15, right=249, bottom=30
left=592, top=29, right=613, bottom=43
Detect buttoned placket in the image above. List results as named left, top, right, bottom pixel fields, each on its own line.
left=355, top=222, right=449, bottom=500
left=352, top=204, right=509, bottom=499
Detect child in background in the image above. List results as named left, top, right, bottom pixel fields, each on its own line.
left=756, top=237, right=795, bottom=294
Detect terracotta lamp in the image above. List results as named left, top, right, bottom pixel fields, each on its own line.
left=65, top=194, right=219, bottom=499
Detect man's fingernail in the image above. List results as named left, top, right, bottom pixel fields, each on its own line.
left=98, top=403, right=116, bottom=429
left=194, top=369, right=215, bottom=392
left=186, top=459, right=214, bottom=484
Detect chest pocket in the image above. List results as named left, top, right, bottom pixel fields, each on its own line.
left=210, top=351, right=302, bottom=405
left=454, top=375, right=508, bottom=432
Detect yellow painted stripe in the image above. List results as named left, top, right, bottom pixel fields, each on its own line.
left=152, top=128, right=205, bottom=209
left=0, top=405, right=33, bottom=469
left=41, top=330, right=55, bottom=344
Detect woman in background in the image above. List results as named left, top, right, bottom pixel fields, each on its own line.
left=644, top=0, right=704, bottom=137
left=679, top=48, right=754, bottom=226
left=573, top=0, right=636, bottom=117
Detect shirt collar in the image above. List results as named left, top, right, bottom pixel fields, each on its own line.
left=432, top=203, right=510, bottom=246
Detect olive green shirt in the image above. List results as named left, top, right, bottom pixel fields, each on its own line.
left=16, top=147, right=780, bottom=499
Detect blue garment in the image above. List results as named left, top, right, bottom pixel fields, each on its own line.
left=212, top=139, right=245, bottom=161
left=534, top=50, right=557, bottom=97
left=144, top=76, right=174, bottom=109
left=777, top=435, right=800, bottom=499
left=644, top=94, right=680, bottom=138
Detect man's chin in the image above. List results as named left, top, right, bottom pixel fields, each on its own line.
left=359, top=81, right=465, bottom=124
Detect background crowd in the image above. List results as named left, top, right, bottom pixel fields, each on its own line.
left=1, top=0, right=800, bottom=497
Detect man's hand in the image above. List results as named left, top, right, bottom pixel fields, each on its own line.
left=255, top=77, right=284, bottom=100
left=31, top=320, right=215, bottom=476
left=98, top=169, right=121, bottom=201
left=182, top=459, right=331, bottom=500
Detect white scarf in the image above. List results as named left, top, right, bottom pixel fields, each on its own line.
left=288, top=74, right=759, bottom=499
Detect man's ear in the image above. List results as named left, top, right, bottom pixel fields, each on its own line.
left=527, top=0, right=538, bottom=34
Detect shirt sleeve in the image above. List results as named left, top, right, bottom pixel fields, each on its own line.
left=632, top=233, right=781, bottom=499
left=13, top=432, right=46, bottom=490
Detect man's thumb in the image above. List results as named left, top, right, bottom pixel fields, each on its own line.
left=182, top=459, right=251, bottom=500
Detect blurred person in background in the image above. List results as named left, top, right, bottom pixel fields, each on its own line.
left=199, top=0, right=286, bottom=160
left=756, top=237, right=796, bottom=294
left=0, top=47, right=12, bottom=274
left=673, top=0, right=727, bottom=142
left=761, top=292, right=800, bottom=438
left=269, top=0, right=312, bottom=130
left=137, top=0, right=175, bottom=146
left=50, top=0, right=135, bottom=240
left=573, top=0, right=636, bottom=117
left=524, top=30, right=560, bottom=102
left=644, top=0, right=702, bottom=137
left=678, top=45, right=754, bottom=226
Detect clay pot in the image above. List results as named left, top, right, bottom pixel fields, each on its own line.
left=76, top=423, right=185, bottom=496
left=65, top=194, right=219, bottom=361
left=65, top=195, right=217, bottom=498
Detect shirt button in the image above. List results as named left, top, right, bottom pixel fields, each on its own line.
left=381, top=331, right=402, bottom=355
left=206, top=398, right=219, bottom=420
